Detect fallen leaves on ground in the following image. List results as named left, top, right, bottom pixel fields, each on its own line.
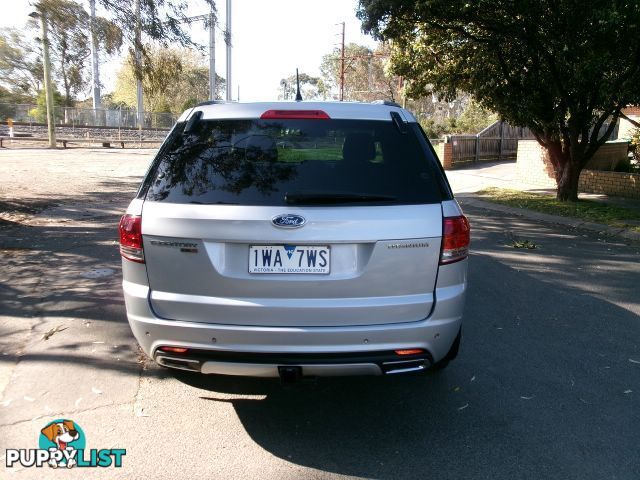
left=42, top=325, right=67, bottom=341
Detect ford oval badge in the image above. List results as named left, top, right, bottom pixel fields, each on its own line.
left=272, top=214, right=306, bottom=229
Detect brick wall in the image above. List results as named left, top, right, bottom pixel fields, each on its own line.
left=579, top=170, right=640, bottom=199
left=436, top=142, right=453, bottom=169
left=516, top=139, right=639, bottom=198
left=586, top=141, right=629, bottom=170
left=516, top=140, right=557, bottom=187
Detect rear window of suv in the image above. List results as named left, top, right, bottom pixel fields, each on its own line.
left=145, top=118, right=448, bottom=206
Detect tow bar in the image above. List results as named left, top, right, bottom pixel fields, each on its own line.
left=278, top=366, right=303, bottom=384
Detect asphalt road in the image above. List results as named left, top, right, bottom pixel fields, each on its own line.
left=1, top=150, right=639, bottom=479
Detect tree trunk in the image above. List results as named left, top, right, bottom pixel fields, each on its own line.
left=556, top=162, right=581, bottom=201
left=544, top=128, right=586, bottom=202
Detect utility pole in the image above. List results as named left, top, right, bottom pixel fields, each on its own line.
left=89, top=0, right=101, bottom=118
left=225, top=0, right=232, bottom=101
left=208, top=9, right=216, bottom=100
left=37, top=8, right=56, bottom=148
left=135, top=0, right=144, bottom=129
left=340, top=21, right=345, bottom=101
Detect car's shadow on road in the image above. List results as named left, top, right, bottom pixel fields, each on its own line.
left=168, top=215, right=640, bottom=479
left=174, top=369, right=469, bottom=478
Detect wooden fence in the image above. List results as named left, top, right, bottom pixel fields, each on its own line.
left=441, top=120, right=620, bottom=168
left=445, top=122, right=534, bottom=167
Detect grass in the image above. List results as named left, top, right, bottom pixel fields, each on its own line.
left=277, top=146, right=342, bottom=162
left=475, top=187, right=640, bottom=233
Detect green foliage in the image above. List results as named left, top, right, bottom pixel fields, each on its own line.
left=420, top=117, right=455, bottom=138
left=91, top=0, right=215, bottom=81
left=420, top=100, right=497, bottom=137
left=32, top=0, right=123, bottom=105
left=316, top=41, right=477, bottom=132
left=0, top=86, right=15, bottom=120
left=631, top=127, right=640, bottom=166
left=29, top=88, right=64, bottom=123
left=0, top=85, right=33, bottom=105
left=0, top=29, right=42, bottom=99
left=9, top=0, right=201, bottom=107
left=319, top=43, right=399, bottom=102
left=358, top=0, right=640, bottom=200
left=456, top=100, right=498, bottom=134
left=112, top=46, right=225, bottom=114
left=616, top=127, right=640, bottom=173
left=278, top=72, right=325, bottom=100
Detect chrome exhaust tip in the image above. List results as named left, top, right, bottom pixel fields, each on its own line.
left=381, top=359, right=428, bottom=375
left=156, top=355, right=202, bottom=372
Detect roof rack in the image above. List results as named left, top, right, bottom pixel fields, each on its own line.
left=371, top=100, right=402, bottom=108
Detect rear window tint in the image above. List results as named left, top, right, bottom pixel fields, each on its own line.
left=146, top=118, right=446, bottom=206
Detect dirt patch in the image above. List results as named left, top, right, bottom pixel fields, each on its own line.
left=0, top=199, right=58, bottom=229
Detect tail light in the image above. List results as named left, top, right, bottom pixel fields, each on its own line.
left=440, top=215, right=470, bottom=265
left=119, top=214, right=144, bottom=263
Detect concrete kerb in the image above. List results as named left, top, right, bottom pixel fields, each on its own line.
left=458, top=195, right=640, bottom=243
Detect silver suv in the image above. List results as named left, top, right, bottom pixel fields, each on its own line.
left=120, top=101, right=469, bottom=380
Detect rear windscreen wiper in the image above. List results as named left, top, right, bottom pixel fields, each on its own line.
left=285, top=192, right=397, bottom=204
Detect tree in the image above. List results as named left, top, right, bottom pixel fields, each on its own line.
left=0, top=29, right=42, bottom=98
left=420, top=99, right=497, bottom=137
left=456, top=100, right=498, bottom=134
left=29, top=88, right=64, bottom=123
left=358, top=0, right=640, bottom=201
left=93, top=0, right=216, bottom=85
left=30, top=0, right=123, bottom=106
left=112, top=46, right=225, bottom=113
left=278, top=72, right=325, bottom=100
left=318, top=42, right=468, bottom=122
left=320, top=43, right=400, bottom=102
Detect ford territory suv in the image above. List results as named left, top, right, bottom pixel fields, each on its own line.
left=120, top=101, right=469, bottom=379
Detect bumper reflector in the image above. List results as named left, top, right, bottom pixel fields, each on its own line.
left=159, top=346, right=189, bottom=354
left=394, top=349, right=425, bottom=356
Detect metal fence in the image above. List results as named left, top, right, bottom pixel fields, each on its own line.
left=0, top=103, right=176, bottom=129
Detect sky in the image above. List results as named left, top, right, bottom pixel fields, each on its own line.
left=1, top=0, right=379, bottom=102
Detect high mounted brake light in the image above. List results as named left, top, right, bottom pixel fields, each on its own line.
left=119, top=214, right=144, bottom=263
left=440, top=215, right=470, bottom=265
left=260, top=110, right=330, bottom=120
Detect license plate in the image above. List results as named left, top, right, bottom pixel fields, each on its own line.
left=249, top=245, right=330, bottom=274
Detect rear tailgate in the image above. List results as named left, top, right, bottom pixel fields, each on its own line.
left=142, top=202, right=442, bottom=327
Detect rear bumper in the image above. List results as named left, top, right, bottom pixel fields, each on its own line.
left=155, top=350, right=434, bottom=376
left=123, top=272, right=466, bottom=376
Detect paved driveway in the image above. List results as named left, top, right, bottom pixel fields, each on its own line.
left=1, top=150, right=639, bottom=479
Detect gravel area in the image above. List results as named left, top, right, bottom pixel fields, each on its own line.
left=0, top=148, right=155, bottom=229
